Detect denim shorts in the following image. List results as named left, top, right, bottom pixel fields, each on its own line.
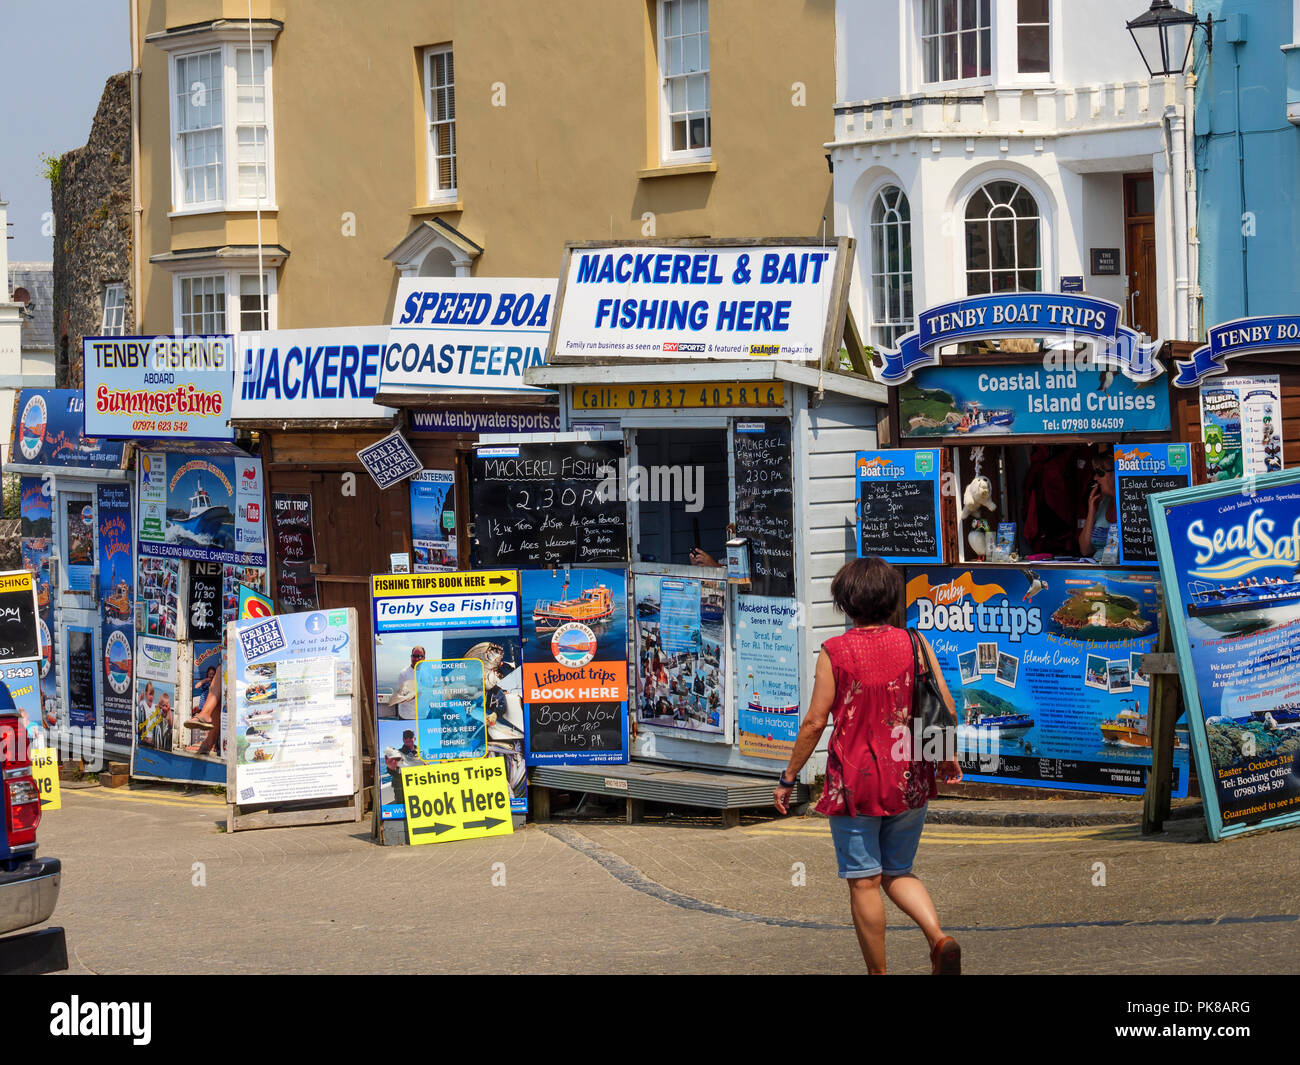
left=828, top=805, right=929, bottom=879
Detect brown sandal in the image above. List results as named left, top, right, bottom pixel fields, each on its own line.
left=930, top=936, right=961, bottom=975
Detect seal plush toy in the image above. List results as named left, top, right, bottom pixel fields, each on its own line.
left=960, top=475, right=997, bottom=521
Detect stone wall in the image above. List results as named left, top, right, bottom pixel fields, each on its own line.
left=52, top=71, right=133, bottom=388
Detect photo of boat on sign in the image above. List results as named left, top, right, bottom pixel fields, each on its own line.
left=520, top=568, right=627, bottom=664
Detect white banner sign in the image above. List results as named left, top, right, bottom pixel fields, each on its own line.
left=552, top=244, right=841, bottom=362
left=232, top=326, right=396, bottom=421
left=383, top=277, right=556, bottom=394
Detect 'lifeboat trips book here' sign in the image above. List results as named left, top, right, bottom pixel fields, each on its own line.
left=471, top=440, right=629, bottom=566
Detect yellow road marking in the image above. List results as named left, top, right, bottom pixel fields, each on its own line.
left=63, top=787, right=225, bottom=810
left=744, top=822, right=1138, bottom=845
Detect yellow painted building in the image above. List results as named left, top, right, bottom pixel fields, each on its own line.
left=132, top=0, right=837, bottom=334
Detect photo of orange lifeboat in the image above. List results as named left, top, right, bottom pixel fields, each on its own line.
left=532, top=580, right=614, bottom=630
left=36, top=580, right=50, bottom=608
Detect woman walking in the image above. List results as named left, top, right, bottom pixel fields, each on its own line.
left=773, top=556, right=963, bottom=974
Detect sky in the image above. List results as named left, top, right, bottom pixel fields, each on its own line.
left=1, top=1, right=130, bottom=263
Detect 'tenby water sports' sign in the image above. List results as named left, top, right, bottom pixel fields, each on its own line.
left=83, top=335, right=235, bottom=440
left=233, top=326, right=396, bottom=421
left=383, top=277, right=556, bottom=394
left=875, top=294, right=1162, bottom=385
left=551, top=240, right=848, bottom=363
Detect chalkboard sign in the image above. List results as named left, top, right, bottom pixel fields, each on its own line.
left=472, top=440, right=628, bottom=566
left=856, top=449, right=945, bottom=564
left=527, top=701, right=626, bottom=758
left=187, top=562, right=224, bottom=642
left=270, top=493, right=319, bottom=611
left=733, top=420, right=795, bottom=598
left=0, top=571, right=41, bottom=662
left=1115, top=443, right=1193, bottom=566
left=66, top=626, right=97, bottom=730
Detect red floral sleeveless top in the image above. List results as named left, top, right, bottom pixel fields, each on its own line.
left=815, top=626, right=936, bottom=818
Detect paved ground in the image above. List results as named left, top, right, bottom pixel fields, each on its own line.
left=31, top=786, right=1300, bottom=974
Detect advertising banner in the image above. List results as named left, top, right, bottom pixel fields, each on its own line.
left=18, top=481, right=56, bottom=732
left=230, top=609, right=359, bottom=807
left=633, top=572, right=725, bottom=741
left=63, top=497, right=95, bottom=593
left=137, top=557, right=180, bottom=639
left=856, top=449, right=944, bottom=564
left=239, top=584, right=274, bottom=619
left=552, top=243, right=842, bottom=362
left=11, top=389, right=126, bottom=468
left=1150, top=469, right=1300, bottom=840
left=132, top=636, right=180, bottom=764
left=357, top=430, right=423, bottom=489
left=137, top=451, right=266, bottom=565
left=521, top=568, right=629, bottom=765
left=905, top=566, right=1188, bottom=795
left=900, top=365, right=1170, bottom=439
left=1175, top=314, right=1300, bottom=385
left=83, top=335, right=235, bottom=440
left=384, top=277, right=556, bottom=394
left=233, top=326, right=396, bottom=421
left=1114, top=443, right=1193, bottom=567
left=409, top=409, right=560, bottom=434
left=371, top=571, right=526, bottom=820
left=736, top=594, right=801, bottom=760
left=96, top=483, right=134, bottom=750
left=409, top=471, right=456, bottom=572
left=401, top=755, right=514, bottom=845
left=269, top=493, right=319, bottom=611
left=1199, top=375, right=1283, bottom=481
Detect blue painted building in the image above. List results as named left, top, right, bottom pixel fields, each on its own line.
left=1194, top=0, right=1300, bottom=328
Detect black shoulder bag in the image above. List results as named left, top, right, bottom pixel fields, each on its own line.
left=907, top=628, right=957, bottom=762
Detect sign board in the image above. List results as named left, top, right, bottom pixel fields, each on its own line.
left=634, top=572, right=725, bottom=744
left=1114, top=443, right=1193, bottom=567
left=228, top=609, right=361, bottom=809
left=572, top=382, right=787, bottom=411
left=357, top=430, right=423, bottom=489
left=408, top=409, right=560, bottom=433
left=1090, top=248, right=1121, bottom=275
left=1149, top=468, right=1300, bottom=840
left=187, top=562, right=224, bottom=642
left=856, top=449, right=944, bottom=564
left=471, top=439, right=629, bottom=566
left=0, top=571, right=41, bottom=663
left=552, top=241, right=847, bottom=363
left=65, top=627, right=97, bottom=730
left=30, top=747, right=60, bottom=811
left=401, top=755, right=514, bottom=845
left=522, top=568, right=629, bottom=764
left=732, top=420, right=795, bottom=597
left=900, top=364, right=1170, bottom=438
left=905, top=566, right=1188, bottom=796
left=137, top=450, right=266, bottom=566
left=269, top=493, right=319, bottom=611
left=409, top=470, right=456, bottom=572
left=1199, top=375, right=1283, bottom=481
left=1174, top=315, right=1300, bottom=385
left=1060, top=276, right=1084, bottom=293
left=371, top=571, right=526, bottom=822
left=384, top=277, right=556, bottom=394
left=97, top=484, right=134, bottom=750
left=233, top=326, right=395, bottom=421
left=736, top=594, right=801, bottom=761
left=239, top=584, right=274, bottom=619
left=83, top=335, right=235, bottom=440
left=10, top=389, right=126, bottom=468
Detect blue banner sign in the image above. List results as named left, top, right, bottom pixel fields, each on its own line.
left=10, top=389, right=126, bottom=469
left=1175, top=315, right=1300, bottom=387
left=408, top=409, right=560, bottom=434
left=899, top=365, right=1170, bottom=438
left=1150, top=468, right=1300, bottom=840
left=905, top=565, right=1188, bottom=796
left=877, top=294, right=1162, bottom=385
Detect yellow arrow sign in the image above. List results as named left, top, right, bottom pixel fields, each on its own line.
left=30, top=747, right=61, bottom=812
left=372, top=570, right=518, bottom=597
left=402, top=755, right=514, bottom=846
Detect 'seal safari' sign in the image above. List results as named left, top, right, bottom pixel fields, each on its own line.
left=83, top=335, right=235, bottom=440
left=551, top=240, right=851, bottom=363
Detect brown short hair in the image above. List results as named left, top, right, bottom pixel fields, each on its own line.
left=830, top=557, right=903, bottom=626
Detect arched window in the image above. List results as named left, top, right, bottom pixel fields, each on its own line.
left=869, top=185, right=913, bottom=347
left=964, top=180, right=1041, bottom=295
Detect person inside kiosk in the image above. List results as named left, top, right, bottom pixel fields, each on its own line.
left=1078, top=448, right=1117, bottom=561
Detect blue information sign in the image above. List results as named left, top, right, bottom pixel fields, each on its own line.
left=856, top=449, right=944, bottom=564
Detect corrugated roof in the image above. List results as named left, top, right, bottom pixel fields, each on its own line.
left=7, top=262, right=54, bottom=352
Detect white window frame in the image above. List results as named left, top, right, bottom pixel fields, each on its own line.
left=867, top=183, right=915, bottom=348
left=171, top=269, right=277, bottom=335
left=918, top=0, right=993, bottom=89
left=958, top=174, right=1052, bottom=297
left=657, top=0, right=711, bottom=165
left=423, top=45, right=458, bottom=203
left=1013, top=0, right=1052, bottom=80
left=101, top=283, right=127, bottom=336
left=167, top=41, right=276, bottom=214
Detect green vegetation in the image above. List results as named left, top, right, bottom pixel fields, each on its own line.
left=38, top=152, right=63, bottom=188
left=1053, top=587, right=1151, bottom=631
left=965, top=686, right=1020, bottom=716
left=899, top=382, right=958, bottom=426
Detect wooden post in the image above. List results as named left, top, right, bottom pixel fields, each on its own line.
left=529, top=785, right=551, bottom=823
left=1142, top=609, right=1181, bottom=835
left=626, top=797, right=645, bottom=825
left=721, top=808, right=741, bottom=829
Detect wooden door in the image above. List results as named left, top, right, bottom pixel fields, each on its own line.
left=1124, top=173, right=1157, bottom=337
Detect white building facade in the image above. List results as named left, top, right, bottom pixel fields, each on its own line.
left=830, top=0, right=1196, bottom=349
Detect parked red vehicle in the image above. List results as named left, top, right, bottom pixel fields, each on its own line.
left=0, top=682, right=65, bottom=974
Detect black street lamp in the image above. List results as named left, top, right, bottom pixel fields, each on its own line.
left=1126, top=0, right=1213, bottom=77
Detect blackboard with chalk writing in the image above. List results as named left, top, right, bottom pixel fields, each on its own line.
left=0, top=571, right=41, bottom=663
left=471, top=440, right=628, bottom=566
left=1115, top=443, right=1193, bottom=566
left=733, top=420, right=796, bottom=597
left=856, top=450, right=945, bottom=565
